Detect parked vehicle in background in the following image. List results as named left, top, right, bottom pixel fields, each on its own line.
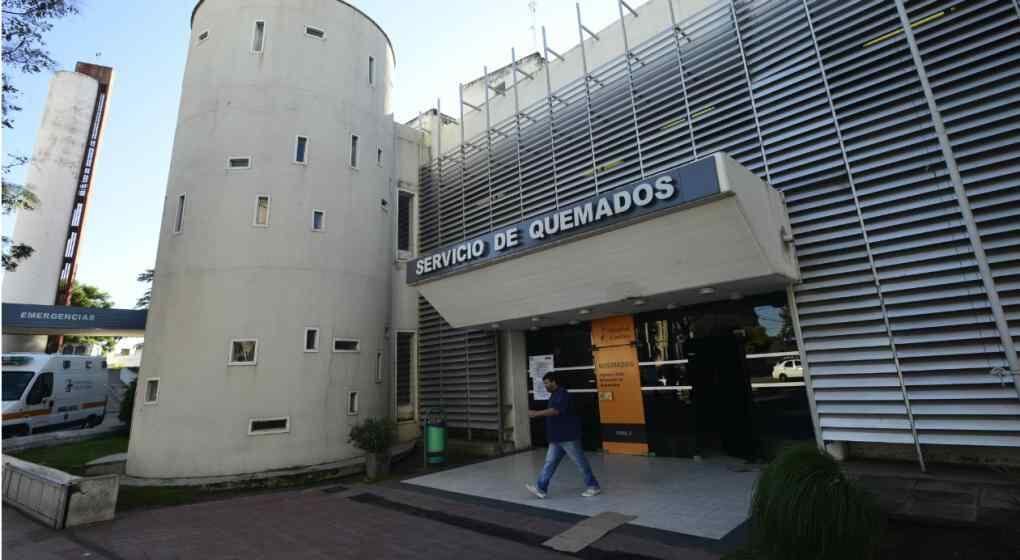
left=2, top=354, right=109, bottom=438
left=771, top=359, right=803, bottom=381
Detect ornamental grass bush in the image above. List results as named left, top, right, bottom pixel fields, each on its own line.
left=744, top=444, right=885, bottom=560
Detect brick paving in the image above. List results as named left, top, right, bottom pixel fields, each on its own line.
left=3, top=482, right=726, bottom=559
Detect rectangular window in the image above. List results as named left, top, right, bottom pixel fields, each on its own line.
left=252, top=20, right=265, bottom=53
left=198, top=30, right=209, bottom=43
left=368, top=56, right=375, bottom=85
left=333, top=338, right=360, bottom=353
left=228, top=157, right=251, bottom=169
left=144, top=378, right=160, bottom=404
left=376, top=148, right=383, bottom=167
left=304, top=26, right=325, bottom=39
left=254, top=195, right=270, bottom=226
left=229, top=339, right=258, bottom=365
left=312, top=210, right=324, bottom=231
left=347, top=392, right=359, bottom=415
left=249, top=417, right=289, bottom=435
left=396, top=332, right=414, bottom=407
left=349, top=134, right=360, bottom=168
left=174, top=194, right=186, bottom=234
left=375, top=351, right=383, bottom=384
left=304, top=328, right=319, bottom=352
left=397, top=191, right=413, bottom=256
left=295, top=136, right=308, bottom=164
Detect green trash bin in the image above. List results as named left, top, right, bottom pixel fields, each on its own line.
left=425, top=411, right=447, bottom=465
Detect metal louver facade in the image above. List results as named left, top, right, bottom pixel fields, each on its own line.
left=415, top=0, right=1020, bottom=452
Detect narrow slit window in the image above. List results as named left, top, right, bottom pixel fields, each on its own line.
left=368, top=56, right=375, bottom=85
left=254, top=195, right=270, bottom=226
left=375, top=351, right=383, bottom=383
left=249, top=417, right=289, bottom=435
left=174, top=194, right=185, bottom=234
left=376, top=148, right=383, bottom=167
left=198, top=30, right=209, bottom=43
left=304, top=328, right=319, bottom=352
left=396, top=332, right=414, bottom=407
left=397, top=191, right=413, bottom=255
left=333, top=338, right=360, bottom=353
left=144, top=379, right=160, bottom=404
left=304, top=26, right=325, bottom=39
left=312, top=210, right=324, bottom=231
left=252, top=21, right=265, bottom=53
left=295, top=136, right=308, bottom=163
left=228, top=157, right=251, bottom=169
left=347, top=392, right=359, bottom=415
left=350, top=134, right=360, bottom=168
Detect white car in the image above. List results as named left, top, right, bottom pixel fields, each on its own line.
left=2, top=353, right=109, bottom=438
left=772, top=359, right=803, bottom=381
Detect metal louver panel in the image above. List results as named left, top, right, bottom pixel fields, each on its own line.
left=414, top=0, right=1020, bottom=451
left=417, top=296, right=500, bottom=432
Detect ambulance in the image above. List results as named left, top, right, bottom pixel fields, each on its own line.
left=2, top=353, right=109, bottom=438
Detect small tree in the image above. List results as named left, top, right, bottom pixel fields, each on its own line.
left=136, top=268, right=154, bottom=309
left=64, top=282, right=119, bottom=353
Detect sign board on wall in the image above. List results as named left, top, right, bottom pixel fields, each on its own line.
left=407, top=157, right=720, bottom=284
left=528, top=354, right=554, bottom=401
left=591, top=315, right=648, bottom=455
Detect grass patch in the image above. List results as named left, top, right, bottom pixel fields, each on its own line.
left=12, top=434, right=129, bottom=476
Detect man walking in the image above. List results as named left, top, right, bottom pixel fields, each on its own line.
left=526, top=372, right=602, bottom=499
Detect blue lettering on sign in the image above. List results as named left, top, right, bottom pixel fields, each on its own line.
left=407, top=157, right=720, bottom=284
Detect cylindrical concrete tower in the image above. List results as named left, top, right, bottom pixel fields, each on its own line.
left=127, top=0, right=397, bottom=479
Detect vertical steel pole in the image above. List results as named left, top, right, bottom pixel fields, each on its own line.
left=576, top=3, right=602, bottom=194
left=511, top=49, right=526, bottom=221
left=667, top=0, right=698, bottom=160
left=616, top=0, right=646, bottom=177
left=893, top=0, right=1020, bottom=398
left=436, top=98, right=443, bottom=246
left=541, top=26, right=561, bottom=209
left=728, top=0, right=771, bottom=183
left=458, top=84, right=468, bottom=241
left=483, top=66, right=495, bottom=232
left=801, top=0, right=926, bottom=471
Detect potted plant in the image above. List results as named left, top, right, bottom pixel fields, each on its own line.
left=348, top=418, right=396, bottom=480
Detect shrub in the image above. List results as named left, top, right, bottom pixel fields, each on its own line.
left=348, top=418, right=396, bottom=454
left=748, top=444, right=885, bottom=560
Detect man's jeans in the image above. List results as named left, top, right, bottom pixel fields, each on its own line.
left=536, top=440, right=600, bottom=493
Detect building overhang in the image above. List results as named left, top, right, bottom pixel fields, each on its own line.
left=411, top=153, right=799, bottom=330
left=2, top=304, right=147, bottom=337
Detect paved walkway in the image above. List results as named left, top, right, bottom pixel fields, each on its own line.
left=406, top=449, right=757, bottom=540
left=848, top=460, right=1020, bottom=528
left=3, top=482, right=727, bottom=559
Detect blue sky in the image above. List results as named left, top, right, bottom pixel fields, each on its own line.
left=3, top=0, right=633, bottom=308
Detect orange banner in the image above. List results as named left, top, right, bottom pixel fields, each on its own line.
left=591, top=315, right=648, bottom=455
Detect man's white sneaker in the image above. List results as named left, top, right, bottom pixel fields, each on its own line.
left=582, top=487, right=602, bottom=497
left=525, top=484, right=547, bottom=499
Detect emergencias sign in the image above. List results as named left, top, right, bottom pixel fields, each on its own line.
left=407, top=156, right=720, bottom=284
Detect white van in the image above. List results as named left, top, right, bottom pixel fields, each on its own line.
left=2, top=353, right=109, bottom=438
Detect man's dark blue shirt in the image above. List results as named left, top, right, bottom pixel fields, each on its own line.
left=546, top=387, right=582, bottom=443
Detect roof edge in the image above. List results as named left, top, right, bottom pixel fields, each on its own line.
left=190, top=0, right=396, bottom=66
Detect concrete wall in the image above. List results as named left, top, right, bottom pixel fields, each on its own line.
left=128, top=0, right=399, bottom=479
left=3, top=72, right=98, bottom=307
left=2, top=455, right=118, bottom=529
